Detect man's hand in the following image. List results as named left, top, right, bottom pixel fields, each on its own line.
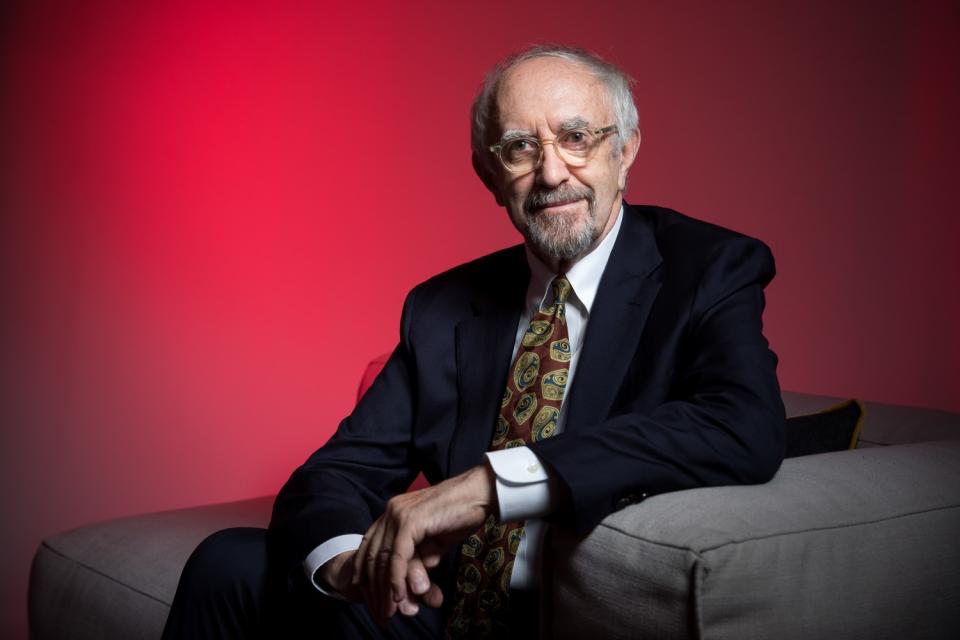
left=352, top=464, right=496, bottom=626
left=317, top=550, right=363, bottom=602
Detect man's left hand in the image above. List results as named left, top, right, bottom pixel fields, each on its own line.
left=351, top=464, right=496, bottom=626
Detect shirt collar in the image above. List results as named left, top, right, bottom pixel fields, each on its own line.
left=524, top=203, right=624, bottom=312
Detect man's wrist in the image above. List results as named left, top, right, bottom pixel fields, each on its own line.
left=485, top=447, right=556, bottom=520
left=304, top=534, right=364, bottom=598
left=478, top=461, right=499, bottom=518
left=317, top=550, right=356, bottom=599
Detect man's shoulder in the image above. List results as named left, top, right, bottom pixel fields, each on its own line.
left=629, top=203, right=772, bottom=261
left=624, top=203, right=775, bottom=287
left=627, top=204, right=760, bottom=252
left=408, top=243, right=527, bottom=304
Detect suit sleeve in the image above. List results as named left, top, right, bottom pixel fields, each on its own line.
left=267, top=289, right=421, bottom=578
left=529, top=236, right=785, bottom=535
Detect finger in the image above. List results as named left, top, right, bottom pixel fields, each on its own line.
left=365, top=522, right=387, bottom=585
left=397, top=597, right=420, bottom=617
left=353, top=523, right=376, bottom=587
left=391, top=552, right=434, bottom=618
left=361, top=578, right=393, bottom=630
left=353, top=539, right=375, bottom=621
left=395, top=558, right=423, bottom=618
left=377, top=549, right=397, bottom=622
left=394, top=572, right=421, bottom=617
left=389, top=521, right=419, bottom=605
left=332, top=551, right=363, bottom=602
left=377, top=508, right=401, bottom=618
left=418, top=539, right=446, bottom=569
left=421, top=582, right=444, bottom=609
left=380, top=591, right=398, bottom=626
left=356, top=517, right=388, bottom=622
left=360, top=580, right=378, bottom=626
left=364, top=522, right=389, bottom=622
left=406, top=554, right=431, bottom=597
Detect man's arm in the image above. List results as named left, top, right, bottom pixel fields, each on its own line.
left=347, top=463, right=495, bottom=625
left=303, top=534, right=363, bottom=597
left=316, top=447, right=566, bottom=626
left=530, top=235, right=785, bottom=534
left=267, top=290, right=425, bottom=593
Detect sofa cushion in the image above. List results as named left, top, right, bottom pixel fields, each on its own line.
left=29, top=497, right=273, bottom=640
left=545, top=440, right=960, bottom=639
left=784, top=399, right=864, bottom=457
left=782, top=391, right=959, bottom=446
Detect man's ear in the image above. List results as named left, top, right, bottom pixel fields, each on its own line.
left=617, top=128, right=641, bottom=191
left=472, top=151, right=505, bottom=207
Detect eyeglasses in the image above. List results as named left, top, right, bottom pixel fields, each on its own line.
left=489, top=124, right=618, bottom=174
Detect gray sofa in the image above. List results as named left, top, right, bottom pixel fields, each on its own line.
left=29, top=392, right=960, bottom=639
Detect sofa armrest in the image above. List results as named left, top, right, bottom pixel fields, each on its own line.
left=29, top=497, right=274, bottom=640
left=544, top=440, right=960, bottom=639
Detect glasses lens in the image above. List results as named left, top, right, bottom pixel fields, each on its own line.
left=502, top=138, right=540, bottom=172
left=556, top=129, right=596, bottom=166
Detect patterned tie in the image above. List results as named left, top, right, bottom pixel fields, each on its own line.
left=445, top=275, right=572, bottom=639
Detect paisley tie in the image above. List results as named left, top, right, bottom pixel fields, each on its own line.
left=445, top=275, right=572, bottom=638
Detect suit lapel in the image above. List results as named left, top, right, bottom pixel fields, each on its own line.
left=449, top=250, right=528, bottom=476
left=565, top=205, right=663, bottom=432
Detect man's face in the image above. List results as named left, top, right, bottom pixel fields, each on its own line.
left=486, top=57, right=639, bottom=264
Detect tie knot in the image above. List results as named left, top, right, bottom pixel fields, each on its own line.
left=551, top=275, right=572, bottom=305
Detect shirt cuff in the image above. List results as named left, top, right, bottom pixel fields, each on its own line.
left=303, top=533, right=364, bottom=599
left=485, top=446, right=554, bottom=521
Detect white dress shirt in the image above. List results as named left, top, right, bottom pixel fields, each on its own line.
left=304, top=205, right=625, bottom=595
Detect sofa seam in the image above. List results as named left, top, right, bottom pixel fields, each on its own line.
left=690, top=552, right=706, bottom=640
left=700, top=503, right=960, bottom=554
left=38, top=540, right=173, bottom=608
left=597, top=502, right=960, bottom=554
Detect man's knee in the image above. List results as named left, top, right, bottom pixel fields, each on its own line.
left=177, top=527, right=269, bottom=602
left=163, top=527, right=271, bottom=639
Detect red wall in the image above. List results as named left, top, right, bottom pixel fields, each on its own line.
left=2, top=1, right=958, bottom=635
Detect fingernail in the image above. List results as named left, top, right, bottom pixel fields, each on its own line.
left=413, top=576, right=428, bottom=593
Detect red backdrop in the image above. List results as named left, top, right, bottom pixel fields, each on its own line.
left=2, top=1, right=958, bottom=635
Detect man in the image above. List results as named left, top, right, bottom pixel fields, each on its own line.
left=163, top=45, right=784, bottom=638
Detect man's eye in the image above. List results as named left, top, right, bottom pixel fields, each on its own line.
left=560, top=130, right=591, bottom=153
left=506, top=139, right=536, bottom=154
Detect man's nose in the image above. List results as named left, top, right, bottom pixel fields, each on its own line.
left=536, top=141, right=570, bottom=187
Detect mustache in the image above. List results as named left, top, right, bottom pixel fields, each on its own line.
left=524, top=186, right=595, bottom=215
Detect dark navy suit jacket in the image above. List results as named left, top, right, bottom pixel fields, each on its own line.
left=269, top=203, right=785, bottom=590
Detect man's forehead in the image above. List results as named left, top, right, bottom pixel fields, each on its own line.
left=494, top=57, right=608, bottom=134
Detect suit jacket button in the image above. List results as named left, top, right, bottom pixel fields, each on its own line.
left=615, top=497, right=632, bottom=510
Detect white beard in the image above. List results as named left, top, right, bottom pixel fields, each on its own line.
left=524, top=202, right=598, bottom=260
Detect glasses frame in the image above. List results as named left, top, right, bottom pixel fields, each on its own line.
left=489, top=124, right=619, bottom=174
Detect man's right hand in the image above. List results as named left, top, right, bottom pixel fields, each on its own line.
left=318, top=550, right=363, bottom=603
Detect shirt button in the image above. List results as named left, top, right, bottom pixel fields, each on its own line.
left=527, top=462, right=540, bottom=474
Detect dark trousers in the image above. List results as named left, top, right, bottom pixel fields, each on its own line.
left=161, top=527, right=448, bottom=639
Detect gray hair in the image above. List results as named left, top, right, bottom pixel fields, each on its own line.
left=470, top=45, right=639, bottom=176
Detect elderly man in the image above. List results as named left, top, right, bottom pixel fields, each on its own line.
left=163, top=45, right=784, bottom=638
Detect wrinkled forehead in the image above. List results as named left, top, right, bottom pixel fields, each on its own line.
left=493, top=57, right=611, bottom=137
